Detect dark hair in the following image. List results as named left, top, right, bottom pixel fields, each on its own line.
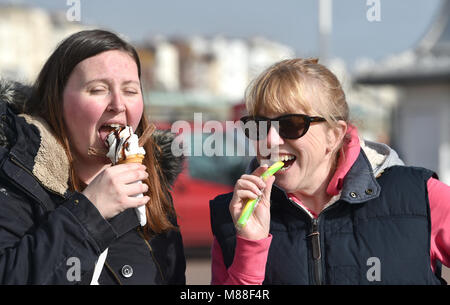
left=27, top=29, right=175, bottom=236
left=27, top=29, right=141, bottom=116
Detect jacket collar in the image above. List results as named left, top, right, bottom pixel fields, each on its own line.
left=337, top=149, right=381, bottom=204
left=15, top=114, right=70, bottom=196
left=0, top=109, right=74, bottom=197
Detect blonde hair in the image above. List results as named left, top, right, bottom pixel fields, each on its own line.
left=245, top=58, right=349, bottom=127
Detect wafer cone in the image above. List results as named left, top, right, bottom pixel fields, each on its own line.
left=118, top=154, right=145, bottom=164
left=118, top=153, right=147, bottom=227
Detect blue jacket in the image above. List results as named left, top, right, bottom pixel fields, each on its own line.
left=210, top=146, right=446, bottom=284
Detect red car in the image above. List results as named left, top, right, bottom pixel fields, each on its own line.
left=172, top=168, right=233, bottom=248
left=163, top=122, right=253, bottom=249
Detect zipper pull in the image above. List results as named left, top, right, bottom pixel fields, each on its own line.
left=309, top=218, right=322, bottom=285
left=309, top=219, right=321, bottom=260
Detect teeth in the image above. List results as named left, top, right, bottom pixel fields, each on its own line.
left=259, top=154, right=296, bottom=167
left=278, top=155, right=295, bottom=162
left=102, top=123, right=124, bottom=129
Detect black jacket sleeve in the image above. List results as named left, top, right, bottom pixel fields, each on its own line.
left=0, top=187, right=134, bottom=284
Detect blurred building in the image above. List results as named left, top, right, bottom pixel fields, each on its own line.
left=0, top=4, right=90, bottom=82
left=138, top=35, right=295, bottom=99
left=153, top=36, right=180, bottom=91
left=319, top=58, right=398, bottom=144
left=354, top=0, right=450, bottom=184
left=137, top=35, right=294, bottom=121
left=247, top=36, right=295, bottom=81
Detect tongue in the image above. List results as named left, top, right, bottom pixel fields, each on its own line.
left=99, top=126, right=114, bottom=143
left=283, top=158, right=296, bottom=168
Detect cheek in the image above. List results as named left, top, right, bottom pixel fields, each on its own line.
left=63, top=92, right=103, bottom=123
left=304, top=128, right=328, bottom=152
left=294, top=137, right=329, bottom=173
left=63, top=92, right=105, bottom=142
left=127, top=100, right=144, bottom=130
left=290, top=137, right=324, bottom=164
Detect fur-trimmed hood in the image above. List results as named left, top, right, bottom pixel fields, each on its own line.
left=0, top=79, right=184, bottom=196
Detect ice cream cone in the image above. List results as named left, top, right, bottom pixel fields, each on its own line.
left=118, top=153, right=147, bottom=227
left=118, top=154, right=145, bottom=164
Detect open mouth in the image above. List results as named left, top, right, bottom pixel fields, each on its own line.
left=98, top=123, right=124, bottom=143
left=278, top=154, right=296, bottom=171
left=260, top=154, right=297, bottom=172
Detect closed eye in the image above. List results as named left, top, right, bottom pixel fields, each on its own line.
left=124, top=89, right=139, bottom=95
left=123, top=87, right=140, bottom=96
left=89, top=86, right=108, bottom=95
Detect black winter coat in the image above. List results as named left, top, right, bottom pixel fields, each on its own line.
left=0, top=80, right=186, bottom=284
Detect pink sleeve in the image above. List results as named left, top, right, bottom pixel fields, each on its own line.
left=428, top=177, right=450, bottom=272
left=211, top=235, right=272, bottom=285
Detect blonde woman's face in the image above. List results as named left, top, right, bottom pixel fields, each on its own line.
left=256, top=110, right=337, bottom=195
left=62, top=50, right=143, bottom=163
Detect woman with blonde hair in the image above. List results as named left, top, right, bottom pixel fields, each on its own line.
left=0, top=29, right=185, bottom=284
left=210, top=58, right=450, bottom=284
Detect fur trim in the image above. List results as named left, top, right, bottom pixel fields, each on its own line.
left=152, top=129, right=185, bottom=187
left=0, top=79, right=32, bottom=149
left=360, top=138, right=387, bottom=171
left=19, top=114, right=70, bottom=195
left=0, top=79, right=31, bottom=114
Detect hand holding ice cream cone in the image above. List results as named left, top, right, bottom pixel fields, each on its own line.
left=88, top=125, right=149, bottom=285
left=105, top=125, right=147, bottom=227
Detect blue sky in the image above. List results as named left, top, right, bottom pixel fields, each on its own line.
left=2, top=0, right=442, bottom=68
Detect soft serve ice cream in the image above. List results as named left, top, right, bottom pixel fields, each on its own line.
left=105, top=125, right=146, bottom=165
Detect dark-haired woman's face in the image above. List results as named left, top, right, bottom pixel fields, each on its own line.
left=62, top=50, right=143, bottom=164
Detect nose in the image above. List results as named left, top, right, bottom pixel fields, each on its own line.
left=257, top=124, right=284, bottom=159
left=106, top=90, right=126, bottom=113
left=266, top=124, right=284, bottom=148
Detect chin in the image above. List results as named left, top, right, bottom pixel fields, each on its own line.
left=276, top=171, right=302, bottom=192
left=273, top=177, right=293, bottom=193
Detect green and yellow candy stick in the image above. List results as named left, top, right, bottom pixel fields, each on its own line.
left=236, top=161, right=284, bottom=230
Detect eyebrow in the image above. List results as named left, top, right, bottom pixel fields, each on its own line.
left=84, top=78, right=140, bottom=86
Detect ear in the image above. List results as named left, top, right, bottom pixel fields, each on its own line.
left=325, top=121, right=347, bottom=155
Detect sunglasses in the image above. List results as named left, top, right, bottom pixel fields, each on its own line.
left=240, top=114, right=327, bottom=140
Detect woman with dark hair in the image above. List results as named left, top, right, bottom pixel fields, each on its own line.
left=0, top=29, right=185, bottom=284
